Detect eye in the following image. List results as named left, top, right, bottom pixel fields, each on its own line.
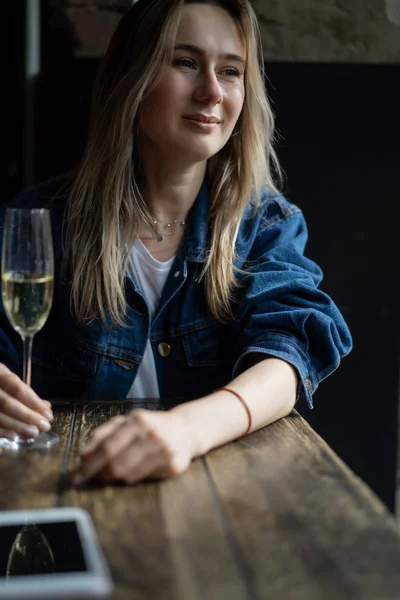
left=221, top=67, right=241, bottom=78
left=173, top=57, right=196, bottom=69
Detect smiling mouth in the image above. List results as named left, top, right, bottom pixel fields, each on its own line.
left=182, top=115, right=221, bottom=124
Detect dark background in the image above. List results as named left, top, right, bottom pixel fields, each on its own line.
left=4, top=5, right=400, bottom=512
left=268, top=63, right=400, bottom=514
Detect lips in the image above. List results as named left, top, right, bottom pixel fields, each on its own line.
left=182, top=114, right=221, bottom=124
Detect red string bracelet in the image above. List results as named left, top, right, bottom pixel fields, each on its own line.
left=214, top=387, right=252, bottom=440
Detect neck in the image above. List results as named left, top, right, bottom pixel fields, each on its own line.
left=140, top=149, right=207, bottom=222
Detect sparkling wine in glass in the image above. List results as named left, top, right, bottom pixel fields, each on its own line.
left=0, top=208, right=59, bottom=450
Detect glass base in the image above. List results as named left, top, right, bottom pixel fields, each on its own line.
left=0, top=431, right=59, bottom=451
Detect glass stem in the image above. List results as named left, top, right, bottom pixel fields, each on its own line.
left=21, top=335, right=34, bottom=387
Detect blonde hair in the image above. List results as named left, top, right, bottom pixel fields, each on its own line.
left=64, top=0, right=281, bottom=326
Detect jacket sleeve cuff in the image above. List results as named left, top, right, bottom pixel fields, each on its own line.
left=233, top=335, right=318, bottom=409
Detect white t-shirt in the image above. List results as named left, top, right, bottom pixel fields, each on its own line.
left=126, top=239, right=175, bottom=398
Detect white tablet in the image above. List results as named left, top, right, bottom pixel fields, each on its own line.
left=0, top=506, right=113, bottom=599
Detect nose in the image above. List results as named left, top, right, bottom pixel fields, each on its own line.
left=193, top=70, right=223, bottom=105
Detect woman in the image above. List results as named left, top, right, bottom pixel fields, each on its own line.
left=0, top=0, right=352, bottom=485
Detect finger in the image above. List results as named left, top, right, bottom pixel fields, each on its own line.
left=118, top=426, right=191, bottom=481
left=0, top=386, right=53, bottom=425
left=97, top=431, right=155, bottom=483
left=0, top=410, right=41, bottom=438
left=111, top=448, right=164, bottom=485
left=0, top=389, right=52, bottom=433
left=98, top=434, right=164, bottom=484
left=79, top=416, right=127, bottom=455
left=72, top=418, right=137, bottom=485
left=0, top=365, right=52, bottom=418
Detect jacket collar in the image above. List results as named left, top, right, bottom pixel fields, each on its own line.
left=182, top=178, right=209, bottom=263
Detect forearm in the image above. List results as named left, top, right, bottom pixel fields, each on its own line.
left=171, top=356, right=298, bottom=458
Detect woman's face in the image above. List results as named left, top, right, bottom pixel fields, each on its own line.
left=140, top=3, right=246, bottom=165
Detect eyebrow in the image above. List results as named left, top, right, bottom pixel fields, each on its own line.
left=174, top=43, right=246, bottom=66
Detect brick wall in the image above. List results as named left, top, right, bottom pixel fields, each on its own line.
left=257, top=0, right=400, bottom=62
left=64, top=1, right=130, bottom=57
left=61, top=0, right=400, bottom=61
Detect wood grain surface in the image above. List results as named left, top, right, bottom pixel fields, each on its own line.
left=1, top=402, right=400, bottom=600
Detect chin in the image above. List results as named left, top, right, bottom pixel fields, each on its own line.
left=179, top=140, right=224, bottom=162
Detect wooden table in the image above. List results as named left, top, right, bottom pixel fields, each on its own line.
left=1, top=400, right=400, bottom=600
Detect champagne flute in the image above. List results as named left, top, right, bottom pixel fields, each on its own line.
left=0, top=208, right=59, bottom=450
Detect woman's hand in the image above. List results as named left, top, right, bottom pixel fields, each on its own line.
left=0, top=363, right=53, bottom=438
left=71, top=409, right=197, bottom=486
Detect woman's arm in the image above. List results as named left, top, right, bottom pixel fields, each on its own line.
left=172, top=356, right=297, bottom=458
left=72, top=356, right=297, bottom=486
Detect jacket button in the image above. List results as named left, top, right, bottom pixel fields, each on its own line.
left=158, top=342, right=171, bottom=357
left=115, top=360, right=134, bottom=371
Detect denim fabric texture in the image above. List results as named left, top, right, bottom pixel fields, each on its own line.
left=0, top=176, right=352, bottom=408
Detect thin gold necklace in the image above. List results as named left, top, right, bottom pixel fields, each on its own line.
left=138, top=217, right=186, bottom=242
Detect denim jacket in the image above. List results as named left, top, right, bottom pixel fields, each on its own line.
left=0, top=177, right=352, bottom=408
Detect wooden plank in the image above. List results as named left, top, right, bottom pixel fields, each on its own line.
left=60, top=402, right=249, bottom=600
left=205, top=410, right=400, bottom=600
left=0, top=406, right=73, bottom=511
left=4, top=402, right=400, bottom=599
